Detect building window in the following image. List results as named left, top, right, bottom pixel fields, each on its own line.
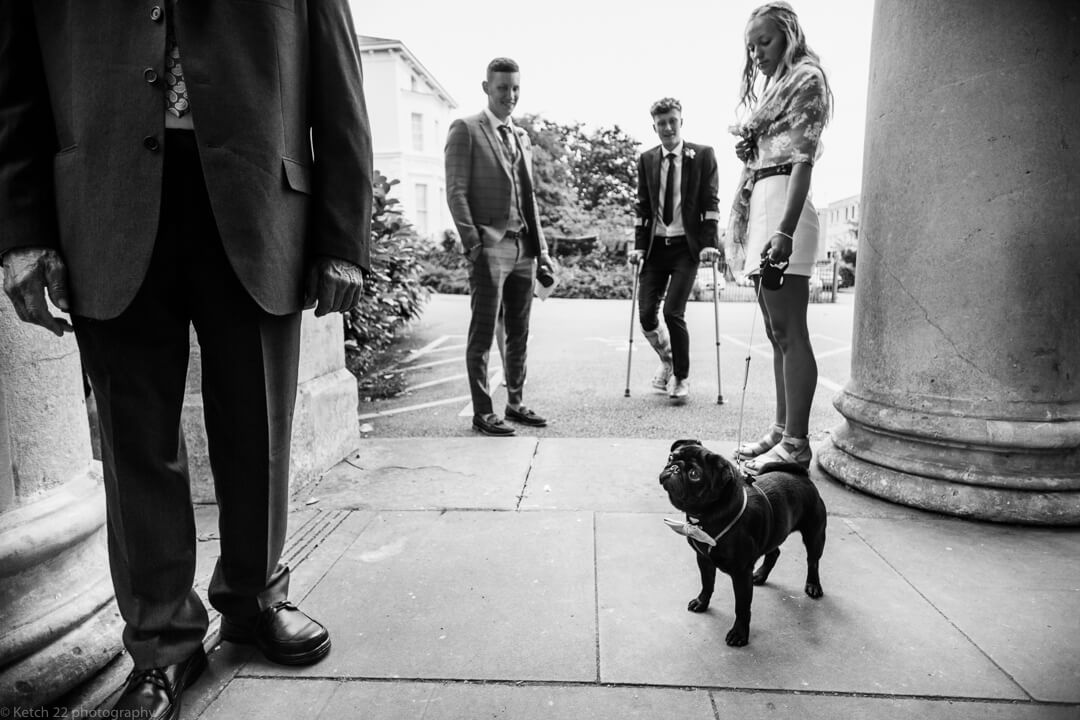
left=415, top=183, right=428, bottom=234
left=411, top=113, right=424, bottom=152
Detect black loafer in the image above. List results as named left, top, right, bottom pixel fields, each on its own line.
left=505, top=405, right=547, bottom=427
left=472, top=413, right=516, bottom=436
left=111, top=646, right=207, bottom=720
left=221, top=601, right=330, bottom=666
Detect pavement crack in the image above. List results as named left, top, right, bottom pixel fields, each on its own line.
left=514, top=438, right=540, bottom=510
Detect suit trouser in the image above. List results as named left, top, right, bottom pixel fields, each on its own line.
left=466, top=233, right=534, bottom=416
left=73, top=130, right=300, bottom=668
left=638, top=239, right=698, bottom=380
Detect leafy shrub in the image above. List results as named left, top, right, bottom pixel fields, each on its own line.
left=417, top=246, right=636, bottom=299
left=838, top=247, right=856, bottom=288
left=344, top=171, right=431, bottom=376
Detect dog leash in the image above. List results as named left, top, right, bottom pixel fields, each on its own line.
left=735, top=275, right=768, bottom=473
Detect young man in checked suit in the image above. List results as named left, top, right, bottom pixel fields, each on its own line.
left=628, top=98, right=722, bottom=403
left=445, top=57, right=555, bottom=436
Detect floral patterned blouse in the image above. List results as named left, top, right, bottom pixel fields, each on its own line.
left=726, top=59, right=830, bottom=252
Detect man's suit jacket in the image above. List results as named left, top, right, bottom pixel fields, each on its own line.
left=0, top=0, right=373, bottom=320
left=444, top=113, right=546, bottom=259
left=634, top=142, right=721, bottom=260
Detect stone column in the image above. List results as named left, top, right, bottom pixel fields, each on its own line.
left=818, top=0, right=1080, bottom=524
left=184, top=311, right=360, bottom=502
left=0, top=305, right=120, bottom=706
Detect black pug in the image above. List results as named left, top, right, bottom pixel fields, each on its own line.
left=659, top=439, right=827, bottom=647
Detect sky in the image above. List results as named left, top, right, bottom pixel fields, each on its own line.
left=347, top=0, right=875, bottom=208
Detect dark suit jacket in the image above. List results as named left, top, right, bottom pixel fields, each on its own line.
left=0, top=0, right=373, bottom=319
left=634, top=142, right=720, bottom=260
left=444, top=112, right=546, bottom=259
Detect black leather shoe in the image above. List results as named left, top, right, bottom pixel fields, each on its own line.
left=472, top=413, right=516, bottom=436
left=111, top=647, right=207, bottom=720
left=221, top=601, right=331, bottom=666
left=505, top=405, right=547, bottom=427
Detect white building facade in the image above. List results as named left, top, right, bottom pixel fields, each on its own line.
left=817, top=194, right=860, bottom=255
left=358, top=36, right=457, bottom=241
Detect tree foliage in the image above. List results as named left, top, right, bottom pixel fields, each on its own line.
left=516, top=113, right=640, bottom=245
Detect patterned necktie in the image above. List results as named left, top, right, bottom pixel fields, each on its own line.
left=165, top=5, right=190, bottom=117
left=662, top=152, right=676, bottom=226
left=498, top=125, right=516, bottom=162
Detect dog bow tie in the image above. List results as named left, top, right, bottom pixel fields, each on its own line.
left=663, top=518, right=717, bottom=547
left=663, top=488, right=749, bottom=548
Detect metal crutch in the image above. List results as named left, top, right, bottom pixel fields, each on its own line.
left=624, top=267, right=640, bottom=397
left=712, top=259, right=726, bottom=404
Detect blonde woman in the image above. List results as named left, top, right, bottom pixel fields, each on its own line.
left=728, top=2, right=833, bottom=473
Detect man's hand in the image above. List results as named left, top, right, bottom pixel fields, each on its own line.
left=699, top=247, right=722, bottom=265
left=627, top=249, right=645, bottom=266
left=304, top=255, right=364, bottom=317
left=1, top=247, right=73, bottom=336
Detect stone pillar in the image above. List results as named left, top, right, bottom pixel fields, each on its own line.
left=184, top=311, right=360, bottom=503
left=818, top=0, right=1080, bottom=525
left=0, top=306, right=120, bottom=706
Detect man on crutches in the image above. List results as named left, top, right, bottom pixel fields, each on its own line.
left=627, top=97, right=722, bottom=404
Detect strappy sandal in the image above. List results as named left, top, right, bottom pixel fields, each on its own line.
left=743, top=436, right=812, bottom=475
left=735, top=423, right=784, bottom=459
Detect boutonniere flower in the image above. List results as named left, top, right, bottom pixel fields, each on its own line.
left=684, top=147, right=696, bottom=159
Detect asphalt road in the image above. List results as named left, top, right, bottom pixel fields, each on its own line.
left=356, top=291, right=856, bottom=444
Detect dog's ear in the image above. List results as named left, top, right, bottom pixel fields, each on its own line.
left=670, top=438, right=703, bottom=452
left=707, top=452, right=737, bottom=488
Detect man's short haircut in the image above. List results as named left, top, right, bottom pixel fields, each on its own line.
left=487, top=57, right=520, bottom=76
left=650, top=97, right=682, bottom=117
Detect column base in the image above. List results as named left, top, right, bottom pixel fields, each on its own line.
left=0, top=468, right=123, bottom=707
left=819, top=427, right=1080, bottom=527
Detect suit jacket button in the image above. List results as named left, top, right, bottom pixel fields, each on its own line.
left=150, top=6, right=163, bottom=22
left=143, top=135, right=160, bottom=152
left=143, top=67, right=158, bottom=84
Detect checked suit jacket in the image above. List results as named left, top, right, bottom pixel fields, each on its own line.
left=444, top=113, right=546, bottom=258
left=634, top=142, right=721, bottom=260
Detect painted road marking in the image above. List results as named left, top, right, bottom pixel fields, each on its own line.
left=359, top=394, right=472, bottom=421
left=405, top=373, right=467, bottom=392
left=458, top=369, right=504, bottom=417
left=720, top=334, right=847, bottom=393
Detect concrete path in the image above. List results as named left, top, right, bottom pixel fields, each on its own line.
left=154, top=437, right=1077, bottom=719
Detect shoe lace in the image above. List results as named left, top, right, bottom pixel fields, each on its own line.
left=124, top=667, right=175, bottom=702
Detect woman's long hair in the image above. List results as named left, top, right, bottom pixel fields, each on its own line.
left=738, top=2, right=833, bottom=119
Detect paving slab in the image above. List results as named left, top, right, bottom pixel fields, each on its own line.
left=846, top=516, right=1080, bottom=703
left=596, top=512, right=1027, bottom=699
left=202, top=678, right=717, bottom=719
left=711, top=690, right=1077, bottom=719
left=242, top=510, right=597, bottom=682
left=301, top=437, right=538, bottom=511
left=520, top=438, right=681, bottom=512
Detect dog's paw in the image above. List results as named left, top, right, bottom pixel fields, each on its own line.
left=804, top=581, right=824, bottom=599
left=725, top=624, right=749, bottom=647
left=752, top=569, right=770, bottom=586
left=687, top=597, right=711, bottom=613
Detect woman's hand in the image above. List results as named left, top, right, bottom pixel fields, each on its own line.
left=764, top=231, right=793, bottom=263
left=735, top=138, right=755, bottom=163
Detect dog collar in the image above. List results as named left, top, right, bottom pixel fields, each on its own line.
left=664, top=487, right=749, bottom=547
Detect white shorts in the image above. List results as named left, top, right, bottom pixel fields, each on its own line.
left=740, top=173, right=821, bottom=278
